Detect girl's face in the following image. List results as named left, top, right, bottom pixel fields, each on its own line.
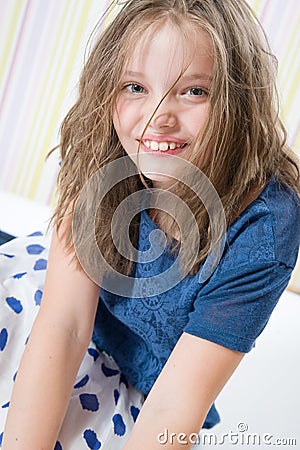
left=113, top=21, right=214, bottom=187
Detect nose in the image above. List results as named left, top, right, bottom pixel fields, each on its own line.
left=149, top=100, right=178, bottom=130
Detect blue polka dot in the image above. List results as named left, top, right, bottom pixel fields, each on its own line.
left=28, top=231, right=43, bottom=237
left=0, top=432, right=3, bottom=445
left=79, top=393, right=99, bottom=412
left=0, top=329, right=8, bottom=351
left=120, top=373, right=129, bottom=387
left=54, top=441, right=63, bottom=450
left=83, top=429, right=101, bottom=449
left=0, top=253, right=15, bottom=258
left=13, top=371, right=17, bottom=382
left=114, top=389, right=120, bottom=405
left=101, top=363, right=119, bottom=377
left=34, top=289, right=43, bottom=306
left=88, top=348, right=100, bottom=361
left=33, top=259, right=47, bottom=271
left=6, top=297, right=23, bottom=314
left=112, top=413, right=126, bottom=436
left=12, top=272, right=27, bottom=279
left=1, top=402, right=9, bottom=409
left=130, top=405, right=140, bottom=422
left=74, top=375, right=89, bottom=389
left=26, top=244, right=45, bottom=255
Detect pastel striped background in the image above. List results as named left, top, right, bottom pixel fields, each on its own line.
left=1, top=0, right=300, bottom=290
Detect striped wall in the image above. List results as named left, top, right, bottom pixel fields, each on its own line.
left=248, top=0, right=300, bottom=151
left=0, top=0, right=112, bottom=205
left=1, top=0, right=300, bottom=289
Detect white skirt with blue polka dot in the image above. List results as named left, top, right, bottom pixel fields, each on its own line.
left=0, top=231, right=145, bottom=449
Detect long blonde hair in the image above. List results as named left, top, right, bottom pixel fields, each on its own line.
left=53, top=0, right=299, bottom=277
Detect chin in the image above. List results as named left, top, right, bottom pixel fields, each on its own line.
left=143, top=173, right=174, bottom=187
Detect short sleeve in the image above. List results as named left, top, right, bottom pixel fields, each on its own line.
left=183, top=178, right=300, bottom=353
left=184, top=260, right=293, bottom=353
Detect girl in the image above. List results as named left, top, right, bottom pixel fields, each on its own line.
left=1, top=0, right=300, bottom=449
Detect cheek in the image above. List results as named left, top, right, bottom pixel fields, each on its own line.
left=112, top=100, right=122, bottom=130
left=188, top=104, right=210, bottom=134
left=113, top=99, right=136, bottom=135
left=112, top=103, right=136, bottom=156
left=112, top=109, right=120, bottom=135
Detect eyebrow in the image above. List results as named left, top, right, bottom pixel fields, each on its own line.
left=122, top=71, right=213, bottom=83
left=122, top=71, right=145, bottom=78
left=181, top=73, right=213, bottom=82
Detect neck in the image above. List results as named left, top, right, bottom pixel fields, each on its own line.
left=148, top=209, right=180, bottom=241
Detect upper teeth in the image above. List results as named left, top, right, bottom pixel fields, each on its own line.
left=143, top=141, right=184, bottom=151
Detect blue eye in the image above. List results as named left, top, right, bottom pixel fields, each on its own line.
left=125, top=83, right=145, bottom=94
left=186, top=87, right=207, bottom=96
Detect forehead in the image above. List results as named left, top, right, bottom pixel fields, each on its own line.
left=123, top=20, right=214, bottom=82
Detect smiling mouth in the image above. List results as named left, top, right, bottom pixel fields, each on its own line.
left=140, top=140, right=188, bottom=152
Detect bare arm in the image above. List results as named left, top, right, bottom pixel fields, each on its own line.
left=2, top=226, right=100, bottom=449
left=124, top=332, right=244, bottom=450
